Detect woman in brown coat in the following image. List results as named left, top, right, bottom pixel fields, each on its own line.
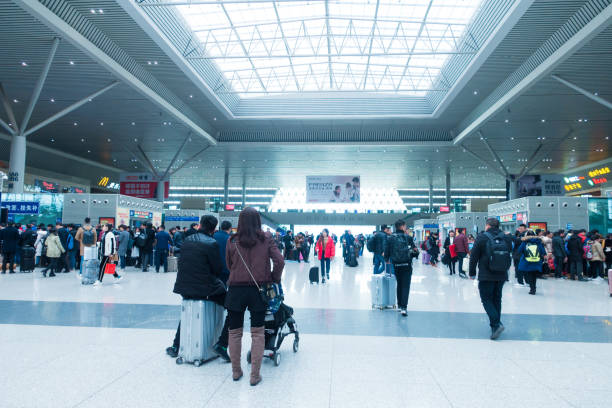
left=226, top=207, right=284, bottom=386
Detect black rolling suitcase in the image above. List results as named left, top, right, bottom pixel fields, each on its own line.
left=347, top=250, right=358, bottom=267
left=20, top=246, right=36, bottom=272
left=309, top=267, right=319, bottom=284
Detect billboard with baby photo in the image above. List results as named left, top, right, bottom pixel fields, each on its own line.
left=306, top=176, right=361, bottom=203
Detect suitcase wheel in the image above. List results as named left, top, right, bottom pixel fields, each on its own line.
left=193, top=360, right=201, bottom=367
left=273, top=352, right=281, bottom=367
left=293, top=339, right=299, bottom=353
left=176, top=357, right=184, bottom=365
left=246, top=351, right=251, bottom=364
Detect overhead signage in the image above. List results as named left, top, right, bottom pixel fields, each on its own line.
left=499, top=213, right=516, bottom=223
left=588, top=177, right=607, bottom=186
left=165, top=216, right=199, bottom=222
left=119, top=172, right=156, bottom=182
left=439, top=206, right=450, bottom=213
left=35, top=179, right=59, bottom=193
left=517, top=175, right=563, bottom=197
left=120, top=181, right=169, bottom=199
left=528, top=222, right=547, bottom=232
left=423, top=224, right=438, bottom=229
left=225, top=204, right=235, bottom=211
left=5, top=201, right=40, bottom=214
left=306, top=175, right=360, bottom=203
left=98, top=177, right=119, bottom=190
left=564, top=165, right=611, bottom=193
left=588, top=166, right=610, bottom=178
left=129, top=210, right=153, bottom=219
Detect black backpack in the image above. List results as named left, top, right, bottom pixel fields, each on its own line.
left=366, top=236, right=376, bottom=253
left=390, top=234, right=415, bottom=264
left=485, top=232, right=511, bottom=273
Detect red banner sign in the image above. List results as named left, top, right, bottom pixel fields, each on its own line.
left=120, top=181, right=169, bottom=199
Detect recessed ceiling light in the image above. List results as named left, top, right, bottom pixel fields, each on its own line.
left=573, top=136, right=577, bottom=140
left=606, top=136, right=609, bottom=140
left=69, top=61, right=75, bottom=65
left=473, top=90, right=478, bottom=95
left=189, top=94, right=193, bottom=98
left=134, top=138, right=138, bottom=142
left=81, top=138, right=85, bottom=142
left=516, top=149, right=520, bottom=152
left=571, top=149, right=575, bottom=152
left=50, top=98, right=55, bottom=102
left=510, top=137, right=514, bottom=140
left=107, top=138, right=111, bottom=142
left=213, top=117, right=217, bottom=121
left=21, top=61, right=27, bottom=66
left=540, top=119, right=545, bottom=123
left=88, top=150, right=91, bottom=153
left=98, top=9, right=103, bottom=14
left=147, top=61, right=151, bottom=65
left=13, top=99, right=18, bottom=103
left=153, top=61, right=158, bottom=65
left=100, top=122, right=104, bottom=126
left=90, top=9, right=95, bottom=14
left=131, top=122, right=135, bottom=126
left=50, top=138, right=55, bottom=142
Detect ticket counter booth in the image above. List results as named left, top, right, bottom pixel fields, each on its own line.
left=62, top=194, right=163, bottom=227
left=413, top=219, right=438, bottom=245
left=437, top=212, right=487, bottom=243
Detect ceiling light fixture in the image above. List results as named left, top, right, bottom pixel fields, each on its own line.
left=21, top=61, right=27, bottom=66
left=131, top=122, right=135, bottom=126
left=98, top=9, right=103, bottom=14
left=100, top=122, right=104, bottom=126
left=50, top=98, right=55, bottom=102
left=504, top=119, right=509, bottom=123
left=189, top=94, right=193, bottom=98
left=73, top=122, right=78, bottom=126
left=473, top=90, right=478, bottom=95
left=540, top=119, right=546, bottom=123
left=81, top=138, right=85, bottom=142
left=90, top=9, right=95, bottom=14
left=50, top=138, right=55, bottom=142
left=13, top=99, right=18, bottom=103
left=69, top=61, right=74, bottom=65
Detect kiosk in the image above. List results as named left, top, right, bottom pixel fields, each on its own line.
left=413, top=219, right=439, bottom=244
left=437, top=212, right=487, bottom=242
left=62, top=194, right=163, bottom=227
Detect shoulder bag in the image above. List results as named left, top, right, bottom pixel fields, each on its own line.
left=234, top=242, right=282, bottom=313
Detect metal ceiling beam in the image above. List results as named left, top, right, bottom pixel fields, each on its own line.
left=136, top=144, right=161, bottom=179
left=361, top=0, right=381, bottom=90
left=21, top=37, right=60, bottom=132
left=161, top=135, right=190, bottom=181
left=479, top=131, right=509, bottom=178
left=0, top=118, right=15, bottom=135
left=141, top=0, right=327, bottom=5
left=520, top=128, right=575, bottom=176
left=220, top=3, right=266, bottom=92
left=187, top=51, right=476, bottom=59
left=0, top=83, right=20, bottom=135
left=552, top=75, right=612, bottom=110
left=325, top=0, right=333, bottom=88
left=397, top=0, right=434, bottom=90
left=453, top=2, right=612, bottom=145
left=168, top=145, right=212, bottom=177
left=459, top=144, right=508, bottom=179
left=272, top=2, right=300, bottom=91
left=24, top=82, right=119, bottom=137
left=516, top=143, right=544, bottom=180
left=16, top=0, right=217, bottom=145
left=0, top=132, right=121, bottom=173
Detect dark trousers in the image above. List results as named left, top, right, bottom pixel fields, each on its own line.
left=173, top=294, right=230, bottom=349
left=142, top=251, right=151, bottom=271
left=42, top=257, right=59, bottom=274
left=569, top=260, right=583, bottom=279
left=2, top=252, right=15, bottom=272
left=478, top=280, right=504, bottom=330
left=526, top=270, right=537, bottom=293
left=516, top=268, right=526, bottom=285
left=590, top=260, right=603, bottom=278
left=448, top=258, right=457, bottom=274
left=394, top=264, right=413, bottom=309
left=554, top=256, right=564, bottom=278
left=98, top=256, right=119, bottom=282
left=457, top=252, right=466, bottom=274
left=320, top=257, right=330, bottom=279
left=226, top=286, right=267, bottom=330
left=155, top=249, right=168, bottom=272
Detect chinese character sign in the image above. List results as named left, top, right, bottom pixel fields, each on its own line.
left=5, top=201, right=40, bottom=214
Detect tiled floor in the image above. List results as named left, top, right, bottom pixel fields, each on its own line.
left=1, top=250, right=611, bottom=407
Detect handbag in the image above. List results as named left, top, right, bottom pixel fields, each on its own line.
left=547, top=256, right=555, bottom=270
left=104, top=262, right=116, bottom=275
left=449, top=244, right=457, bottom=258
left=234, top=242, right=282, bottom=313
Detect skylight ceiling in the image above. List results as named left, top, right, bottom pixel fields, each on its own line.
left=174, top=0, right=484, bottom=98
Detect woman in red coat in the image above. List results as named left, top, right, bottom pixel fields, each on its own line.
left=315, top=228, right=335, bottom=283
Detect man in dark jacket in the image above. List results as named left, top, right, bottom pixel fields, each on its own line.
left=0, top=223, right=20, bottom=273
left=56, top=223, right=70, bottom=272
left=213, top=220, right=232, bottom=283
left=566, top=232, right=587, bottom=281
left=373, top=226, right=389, bottom=274
left=552, top=231, right=566, bottom=278
left=385, top=220, right=418, bottom=316
left=469, top=218, right=513, bottom=340
left=512, top=224, right=527, bottom=284
left=282, top=230, right=294, bottom=260
left=454, top=230, right=469, bottom=278
left=142, top=223, right=156, bottom=272
left=167, top=215, right=230, bottom=362
left=20, top=224, right=37, bottom=247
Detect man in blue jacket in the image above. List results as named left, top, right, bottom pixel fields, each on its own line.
left=517, top=231, right=548, bottom=295
left=213, top=220, right=232, bottom=283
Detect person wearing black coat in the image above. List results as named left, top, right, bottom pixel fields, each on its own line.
left=1, top=223, right=20, bottom=273
left=56, top=223, right=70, bottom=272
left=566, top=233, right=587, bottom=281
left=141, top=223, right=156, bottom=272
left=427, top=233, right=440, bottom=265
left=469, top=218, right=513, bottom=340
left=443, top=231, right=458, bottom=275
left=166, top=216, right=231, bottom=362
left=20, top=225, right=37, bottom=248
left=551, top=231, right=567, bottom=278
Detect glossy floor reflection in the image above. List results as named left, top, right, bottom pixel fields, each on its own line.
left=1, top=250, right=611, bottom=407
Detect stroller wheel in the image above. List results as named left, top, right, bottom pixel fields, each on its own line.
left=293, top=339, right=299, bottom=353
left=274, top=352, right=281, bottom=366
left=246, top=351, right=251, bottom=364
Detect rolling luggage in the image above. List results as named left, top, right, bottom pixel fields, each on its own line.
left=20, top=246, right=36, bottom=272
left=309, top=267, right=319, bottom=284
left=82, top=258, right=99, bottom=285
left=176, top=299, right=225, bottom=366
left=608, top=269, right=612, bottom=297
left=167, top=256, right=178, bottom=273
left=83, top=246, right=97, bottom=261
left=371, top=273, right=397, bottom=309
left=422, top=252, right=431, bottom=265
left=347, top=250, right=358, bottom=267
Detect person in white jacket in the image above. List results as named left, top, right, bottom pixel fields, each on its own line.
left=95, top=224, right=122, bottom=285
left=34, top=224, right=48, bottom=266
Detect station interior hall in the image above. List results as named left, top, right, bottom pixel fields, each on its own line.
left=0, top=0, right=611, bottom=407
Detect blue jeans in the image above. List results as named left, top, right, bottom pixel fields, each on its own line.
left=373, top=253, right=386, bottom=274
left=155, top=249, right=168, bottom=272
left=320, top=258, right=330, bottom=280
left=119, top=255, right=126, bottom=270
left=68, top=251, right=77, bottom=270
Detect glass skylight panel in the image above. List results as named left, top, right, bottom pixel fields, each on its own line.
left=174, top=0, right=484, bottom=97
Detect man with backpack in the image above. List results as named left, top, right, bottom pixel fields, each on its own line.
left=516, top=231, right=547, bottom=295
left=371, top=226, right=389, bottom=274
left=66, top=225, right=78, bottom=271
left=469, top=218, right=513, bottom=340
left=385, top=220, right=419, bottom=316
left=75, top=218, right=97, bottom=275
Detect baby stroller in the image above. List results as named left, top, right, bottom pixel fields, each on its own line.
left=247, top=300, right=299, bottom=367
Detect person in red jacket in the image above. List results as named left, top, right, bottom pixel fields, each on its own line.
left=315, top=229, right=335, bottom=283
left=454, top=230, right=470, bottom=278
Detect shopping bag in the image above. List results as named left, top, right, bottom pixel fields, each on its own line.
left=449, top=244, right=457, bottom=258
left=104, top=262, right=116, bottom=274
left=547, top=256, right=555, bottom=270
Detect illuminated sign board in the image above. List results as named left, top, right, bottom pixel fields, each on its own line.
left=35, top=179, right=59, bottom=193
left=588, top=177, right=608, bottom=186
left=565, top=183, right=582, bottom=192
left=588, top=166, right=610, bottom=178
left=98, top=177, right=119, bottom=190
left=499, top=214, right=516, bottom=223
left=439, top=206, right=450, bottom=212
left=564, top=165, right=611, bottom=193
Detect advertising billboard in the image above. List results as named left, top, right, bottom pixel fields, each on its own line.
left=119, top=173, right=169, bottom=199
left=517, top=175, right=563, bottom=197
left=306, top=176, right=360, bottom=203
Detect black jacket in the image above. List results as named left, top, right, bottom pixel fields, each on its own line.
left=0, top=226, right=21, bottom=253
left=283, top=234, right=294, bottom=249
left=57, top=227, right=69, bottom=248
left=512, top=232, right=525, bottom=257
left=385, top=232, right=417, bottom=264
left=552, top=235, right=566, bottom=258
left=143, top=227, right=155, bottom=251
left=469, top=228, right=513, bottom=281
left=566, top=235, right=583, bottom=262
left=173, top=231, right=226, bottom=298
left=20, top=229, right=37, bottom=247
left=373, top=231, right=387, bottom=255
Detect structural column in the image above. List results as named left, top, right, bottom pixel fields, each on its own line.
left=156, top=180, right=166, bottom=202
left=507, top=176, right=519, bottom=200
left=445, top=167, right=451, bottom=208
left=223, top=167, right=229, bottom=207
left=428, top=181, right=433, bottom=213
left=8, top=135, right=26, bottom=193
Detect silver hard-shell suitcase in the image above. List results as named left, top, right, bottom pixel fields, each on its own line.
left=176, top=300, right=224, bottom=366
left=371, top=273, right=397, bottom=309
left=81, top=259, right=99, bottom=285
left=167, top=256, right=178, bottom=273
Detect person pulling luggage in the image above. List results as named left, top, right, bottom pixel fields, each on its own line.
left=166, top=215, right=231, bottom=363
left=225, top=207, right=285, bottom=386
left=385, top=220, right=419, bottom=316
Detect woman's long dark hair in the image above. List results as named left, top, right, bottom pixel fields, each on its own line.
left=231, top=207, right=265, bottom=248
